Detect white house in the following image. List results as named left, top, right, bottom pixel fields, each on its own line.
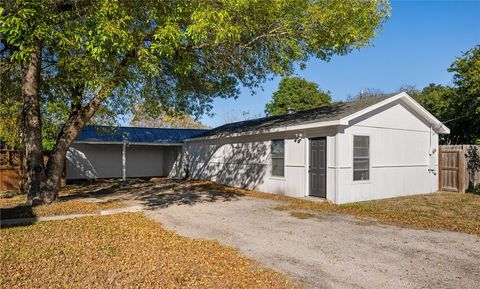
left=173, top=92, right=449, bottom=204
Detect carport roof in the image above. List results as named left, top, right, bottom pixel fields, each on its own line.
left=75, top=126, right=209, bottom=145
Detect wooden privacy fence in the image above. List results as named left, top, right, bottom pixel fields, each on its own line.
left=0, top=149, right=21, bottom=192
left=0, top=149, right=66, bottom=192
left=439, top=145, right=480, bottom=192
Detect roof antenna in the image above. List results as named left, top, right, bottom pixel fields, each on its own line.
left=360, top=90, right=365, bottom=99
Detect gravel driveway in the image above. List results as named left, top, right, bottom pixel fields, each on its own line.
left=146, top=197, right=480, bottom=289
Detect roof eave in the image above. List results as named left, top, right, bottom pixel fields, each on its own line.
left=185, top=120, right=344, bottom=142
left=399, top=92, right=450, bottom=134
left=339, top=92, right=450, bottom=135
left=73, top=141, right=184, bottom=146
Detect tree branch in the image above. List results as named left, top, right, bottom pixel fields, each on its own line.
left=45, top=48, right=138, bottom=180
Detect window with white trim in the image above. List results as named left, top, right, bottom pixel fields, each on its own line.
left=271, top=139, right=285, bottom=177
left=353, top=136, right=369, bottom=181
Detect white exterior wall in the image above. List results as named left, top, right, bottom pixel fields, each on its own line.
left=181, top=99, right=441, bottom=204
left=180, top=127, right=338, bottom=199
left=66, top=143, right=180, bottom=180
left=180, top=133, right=309, bottom=197
left=334, top=100, right=439, bottom=203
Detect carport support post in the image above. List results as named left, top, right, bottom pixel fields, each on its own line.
left=122, top=138, right=127, bottom=181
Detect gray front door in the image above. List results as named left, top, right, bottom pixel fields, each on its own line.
left=309, top=137, right=326, bottom=198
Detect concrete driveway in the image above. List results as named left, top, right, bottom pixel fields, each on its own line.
left=146, top=196, right=480, bottom=289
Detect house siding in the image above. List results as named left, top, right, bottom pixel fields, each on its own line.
left=177, top=128, right=337, bottom=199
left=175, top=133, right=309, bottom=197
left=179, top=99, right=441, bottom=204
left=335, top=100, right=439, bottom=203
left=66, top=143, right=181, bottom=180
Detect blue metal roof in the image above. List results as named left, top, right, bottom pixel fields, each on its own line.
left=75, top=126, right=210, bottom=144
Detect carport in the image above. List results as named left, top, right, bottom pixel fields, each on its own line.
left=66, top=126, right=208, bottom=181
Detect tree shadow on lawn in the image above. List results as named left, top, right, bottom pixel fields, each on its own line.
left=60, top=178, right=244, bottom=211
left=1, top=178, right=244, bottom=228
left=0, top=206, right=37, bottom=228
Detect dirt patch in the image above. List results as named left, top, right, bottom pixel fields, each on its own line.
left=0, top=213, right=301, bottom=289
left=289, top=211, right=316, bottom=219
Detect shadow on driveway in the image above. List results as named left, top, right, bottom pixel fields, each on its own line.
left=60, top=178, right=244, bottom=210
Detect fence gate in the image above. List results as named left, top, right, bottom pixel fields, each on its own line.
left=439, top=149, right=465, bottom=192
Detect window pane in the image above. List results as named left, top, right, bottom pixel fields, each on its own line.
left=353, top=159, right=369, bottom=170
left=354, top=170, right=369, bottom=181
left=353, top=136, right=369, bottom=181
left=271, top=140, right=284, bottom=155
left=354, top=136, right=369, bottom=147
left=271, top=139, right=285, bottom=177
left=272, top=159, right=285, bottom=177
left=354, top=147, right=369, bottom=158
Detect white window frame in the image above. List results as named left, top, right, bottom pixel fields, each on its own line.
left=353, top=135, right=370, bottom=181
left=271, top=139, right=285, bottom=178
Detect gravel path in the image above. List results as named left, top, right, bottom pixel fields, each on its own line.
left=146, top=197, right=480, bottom=289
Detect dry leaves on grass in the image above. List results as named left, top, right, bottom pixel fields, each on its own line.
left=289, top=211, right=316, bottom=220
left=0, top=213, right=302, bottom=289
left=0, top=194, right=123, bottom=219
left=188, top=180, right=480, bottom=236
left=275, top=193, right=480, bottom=236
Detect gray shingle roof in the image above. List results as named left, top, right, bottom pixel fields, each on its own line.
left=75, top=126, right=209, bottom=144
left=195, top=95, right=394, bottom=138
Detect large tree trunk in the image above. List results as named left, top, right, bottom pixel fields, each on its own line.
left=25, top=50, right=134, bottom=204
left=41, top=52, right=134, bottom=202
left=42, top=95, right=104, bottom=200
left=23, top=43, right=47, bottom=205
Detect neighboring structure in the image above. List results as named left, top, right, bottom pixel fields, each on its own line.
left=66, top=126, right=208, bottom=180
left=174, top=92, right=450, bottom=204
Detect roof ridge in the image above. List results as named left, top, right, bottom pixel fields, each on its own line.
left=211, top=94, right=393, bottom=129
left=193, top=94, right=396, bottom=139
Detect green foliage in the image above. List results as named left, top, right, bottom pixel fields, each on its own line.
left=447, top=45, right=480, bottom=143
left=414, top=45, right=480, bottom=144
left=0, top=0, right=390, bottom=148
left=0, top=63, right=22, bottom=148
left=413, top=84, right=453, bottom=124
left=130, top=104, right=207, bottom=129
left=465, top=146, right=480, bottom=193
left=265, top=77, right=332, bottom=116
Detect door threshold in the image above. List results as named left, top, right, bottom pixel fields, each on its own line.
left=304, top=196, right=328, bottom=202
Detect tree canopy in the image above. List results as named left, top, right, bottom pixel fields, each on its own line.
left=1, top=0, right=390, bottom=118
left=0, top=0, right=390, bottom=204
left=265, top=77, right=332, bottom=116
left=414, top=46, right=480, bottom=144
left=130, top=104, right=207, bottom=129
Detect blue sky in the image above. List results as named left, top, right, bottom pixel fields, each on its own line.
left=199, top=0, right=480, bottom=128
